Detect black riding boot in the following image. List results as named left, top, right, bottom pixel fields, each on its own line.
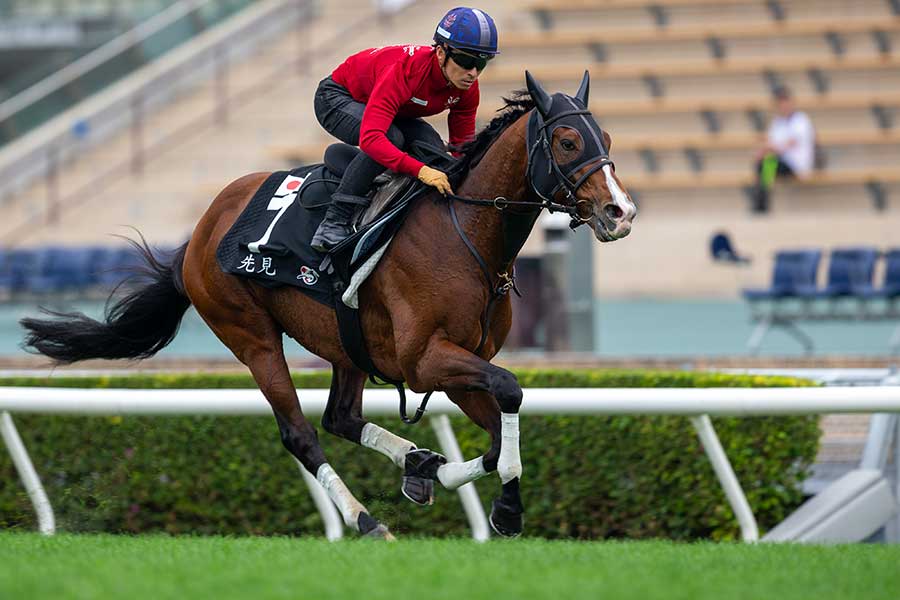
left=312, top=149, right=384, bottom=251
left=310, top=194, right=368, bottom=252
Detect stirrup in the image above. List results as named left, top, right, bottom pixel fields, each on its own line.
left=311, top=211, right=353, bottom=252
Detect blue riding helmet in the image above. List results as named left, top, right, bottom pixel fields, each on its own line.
left=433, top=7, right=499, bottom=57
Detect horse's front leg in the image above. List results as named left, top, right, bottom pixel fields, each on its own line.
left=321, top=365, right=448, bottom=506
left=409, top=340, right=524, bottom=537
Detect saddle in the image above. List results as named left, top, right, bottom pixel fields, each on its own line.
left=319, top=141, right=458, bottom=305
left=216, top=141, right=457, bottom=404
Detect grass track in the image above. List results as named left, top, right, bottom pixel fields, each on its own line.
left=2, top=533, right=899, bottom=599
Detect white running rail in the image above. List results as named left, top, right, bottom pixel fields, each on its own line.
left=3, top=386, right=900, bottom=541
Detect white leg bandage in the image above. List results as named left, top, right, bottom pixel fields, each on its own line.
left=360, top=423, right=416, bottom=469
left=437, top=456, right=488, bottom=490
left=497, top=412, right=522, bottom=484
left=316, top=463, right=366, bottom=529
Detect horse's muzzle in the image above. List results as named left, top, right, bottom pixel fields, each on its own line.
left=593, top=203, right=634, bottom=242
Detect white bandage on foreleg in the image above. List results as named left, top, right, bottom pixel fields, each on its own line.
left=437, top=456, right=488, bottom=490
left=360, top=423, right=416, bottom=468
left=497, top=412, right=522, bottom=484
left=316, top=463, right=367, bottom=529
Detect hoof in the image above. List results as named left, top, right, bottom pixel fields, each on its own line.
left=365, top=524, right=396, bottom=541
left=358, top=512, right=395, bottom=540
left=489, top=499, right=524, bottom=538
left=402, top=449, right=446, bottom=506
left=402, top=476, right=434, bottom=506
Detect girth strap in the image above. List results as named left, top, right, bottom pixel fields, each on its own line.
left=327, top=181, right=436, bottom=425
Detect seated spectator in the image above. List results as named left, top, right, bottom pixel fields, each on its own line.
left=750, top=86, right=816, bottom=213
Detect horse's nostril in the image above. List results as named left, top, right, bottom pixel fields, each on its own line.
left=604, top=204, right=624, bottom=221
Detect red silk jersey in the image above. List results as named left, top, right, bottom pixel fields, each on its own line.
left=331, top=44, right=479, bottom=177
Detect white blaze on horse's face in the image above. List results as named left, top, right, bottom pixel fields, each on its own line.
left=598, top=163, right=637, bottom=241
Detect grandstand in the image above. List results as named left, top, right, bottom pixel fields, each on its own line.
left=0, top=0, right=897, bottom=299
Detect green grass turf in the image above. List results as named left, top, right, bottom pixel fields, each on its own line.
left=1, top=533, right=899, bottom=599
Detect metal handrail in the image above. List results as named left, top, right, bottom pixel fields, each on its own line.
left=0, top=0, right=314, bottom=239
left=0, top=0, right=419, bottom=245
left=1, top=1, right=174, bottom=19
left=0, top=0, right=233, bottom=127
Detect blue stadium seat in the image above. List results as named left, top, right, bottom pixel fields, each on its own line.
left=21, top=246, right=65, bottom=294
left=95, top=246, right=146, bottom=287
left=742, top=249, right=821, bottom=301
left=0, top=249, right=40, bottom=293
left=0, top=244, right=170, bottom=294
left=795, top=247, right=879, bottom=299
left=855, top=249, right=900, bottom=299
left=83, top=245, right=114, bottom=287
left=63, top=247, right=99, bottom=289
left=0, top=248, right=10, bottom=292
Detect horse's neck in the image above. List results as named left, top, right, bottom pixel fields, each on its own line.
left=453, top=115, right=535, bottom=273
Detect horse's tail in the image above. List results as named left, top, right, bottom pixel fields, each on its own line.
left=21, top=237, right=192, bottom=364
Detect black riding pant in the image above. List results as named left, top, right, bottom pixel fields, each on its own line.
left=313, top=76, right=443, bottom=199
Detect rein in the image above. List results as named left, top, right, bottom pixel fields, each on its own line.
left=446, top=191, right=563, bottom=212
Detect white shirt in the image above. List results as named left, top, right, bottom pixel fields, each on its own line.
left=767, top=111, right=815, bottom=175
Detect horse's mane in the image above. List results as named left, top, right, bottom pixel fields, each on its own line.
left=447, top=90, right=534, bottom=186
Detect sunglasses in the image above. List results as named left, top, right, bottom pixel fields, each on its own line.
left=448, top=49, right=492, bottom=72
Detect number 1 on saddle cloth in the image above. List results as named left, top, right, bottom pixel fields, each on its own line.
left=247, top=174, right=307, bottom=254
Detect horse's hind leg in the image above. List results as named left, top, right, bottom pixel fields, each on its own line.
left=194, top=299, right=392, bottom=538
left=246, top=345, right=393, bottom=538
left=321, top=365, right=447, bottom=506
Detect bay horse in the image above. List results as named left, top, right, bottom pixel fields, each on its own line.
left=22, top=71, right=636, bottom=539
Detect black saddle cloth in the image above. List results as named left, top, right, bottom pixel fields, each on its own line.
left=215, top=142, right=456, bottom=308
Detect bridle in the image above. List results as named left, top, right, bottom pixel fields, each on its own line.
left=525, top=101, right=616, bottom=229
left=448, top=98, right=615, bottom=230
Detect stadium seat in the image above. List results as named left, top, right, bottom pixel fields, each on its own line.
left=83, top=245, right=114, bottom=287
left=854, top=249, right=900, bottom=299
left=0, top=248, right=10, bottom=292
left=20, top=247, right=60, bottom=294
left=742, top=250, right=821, bottom=300
left=0, top=245, right=164, bottom=295
left=95, top=246, right=146, bottom=288
left=23, top=246, right=89, bottom=294
left=795, top=247, right=879, bottom=299
left=0, top=249, right=40, bottom=293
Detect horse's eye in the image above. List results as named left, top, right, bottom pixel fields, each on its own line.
left=560, top=139, right=576, bottom=151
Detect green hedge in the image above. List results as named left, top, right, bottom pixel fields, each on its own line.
left=0, top=370, right=820, bottom=540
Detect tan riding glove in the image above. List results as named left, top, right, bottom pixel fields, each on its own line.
left=417, top=165, right=454, bottom=196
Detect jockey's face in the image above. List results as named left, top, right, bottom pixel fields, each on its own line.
left=436, top=46, right=484, bottom=91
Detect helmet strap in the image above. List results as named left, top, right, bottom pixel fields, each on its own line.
left=437, top=45, right=453, bottom=86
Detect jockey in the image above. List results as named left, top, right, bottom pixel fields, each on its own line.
left=310, top=6, right=500, bottom=252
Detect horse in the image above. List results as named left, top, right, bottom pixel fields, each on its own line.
left=21, top=71, right=636, bottom=539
